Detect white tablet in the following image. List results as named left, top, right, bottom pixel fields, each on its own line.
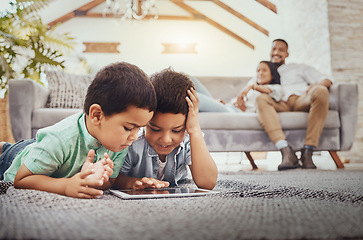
left=109, top=187, right=218, bottom=199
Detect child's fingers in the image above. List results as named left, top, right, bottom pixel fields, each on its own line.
left=85, top=178, right=104, bottom=187
left=104, top=153, right=113, bottom=166
left=135, top=180, right=143, bottom=186
left=104, top=165, right=113, bottom=177
left=80, top=168, right=95, bottom=179
left=106, top=157, right=114, bottom=169
left=80, top=186, right=103, bottom=197
left=187, top=88, right=199, bottom=112
left=148, top=178, right=164, bottom=188
left=99, top=153, right=114, bottom=169
left=185, top=96, right=193, bottom=108
left=80, top=169, right=103, bottom=186
left=85, top=149, right=95, bottom=164
left=187, top=91, right=195, bottom=104
left=190, top=87, right=198, bottom=96
left=140, top=177, right=154, bottom=186
left=140, top=177, right=163, bottom=188
left=98, top=158, right=107, bottom=165
left=102, top=173, right=109, bottom=182
left=134, top=179, right=156, bottom=190
left=161, top=181, right=170, bottom=187
left=134, top=178, right=169, bottom=190
left=133, top=180, right=145, bottom=190
left=76, top=193, right=98, bottom=199
left=102, top=165, right=113, bottom=180
left=188, top=88, right=199, bottom=102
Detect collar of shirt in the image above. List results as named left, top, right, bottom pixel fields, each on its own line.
left=78, top=113, right=102, bottom=150
left=140, top=130, right=189, bottom=159
left=145, top=138, right=186, bottom=158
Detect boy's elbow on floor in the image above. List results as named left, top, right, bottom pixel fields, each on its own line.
left=13, top=176, right=28, bottom=189
left=203, top=182, right=217, bottom=190
left=196, top=178, right=217, bottom=190
left=13, top=179, right=22, bottom=189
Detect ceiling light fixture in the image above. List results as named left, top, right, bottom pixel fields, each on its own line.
left=103, top=0, right=159, bottom=20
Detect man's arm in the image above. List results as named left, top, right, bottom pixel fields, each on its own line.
left=186, top=88, right=218, bottom=190
left=303, top=64, right=333, bottom=92
left=306, top=78, right=333, bottom=93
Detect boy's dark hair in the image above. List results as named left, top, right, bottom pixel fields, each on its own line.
left=150, top=68, right=195, bottom=115
left=273, top=38, right=288, bottom=50
left=260, top=61, right=281, bottom=85
left=84, top=62, right=157, bottom=116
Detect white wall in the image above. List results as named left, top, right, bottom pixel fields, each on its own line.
left=327, top=0, right=363, bottom=163
left=1, top=0, right=334, bottom=78
left=275, top=0, right=332, bottom=75
left=42, top=0, right=279, bottom=77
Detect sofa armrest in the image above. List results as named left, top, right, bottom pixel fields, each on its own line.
left=330, top=82, right=359, bottom=150
left=8, top=79, right=49, bottom=141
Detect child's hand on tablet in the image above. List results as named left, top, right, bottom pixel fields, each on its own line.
left=133, top=177, right=170, bottom=190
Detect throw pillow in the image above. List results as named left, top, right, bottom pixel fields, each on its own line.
left=45, top=70, right=93, bottom=109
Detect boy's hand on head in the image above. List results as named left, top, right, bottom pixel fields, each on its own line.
left=133, top=177, right=170, bottom=190
left=65, top=169, right=104, bottom=198
left=185, top=88, right=202, bottom=135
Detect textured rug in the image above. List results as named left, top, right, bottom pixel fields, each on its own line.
left=0, top=170, right=362, bottom=240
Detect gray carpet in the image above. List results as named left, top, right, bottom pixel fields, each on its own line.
left=0, top=170, right=362, bottom=240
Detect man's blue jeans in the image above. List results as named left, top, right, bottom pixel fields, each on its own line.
left=0, top=139, right=36, bottom=180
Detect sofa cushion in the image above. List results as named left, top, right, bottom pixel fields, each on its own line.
left=32, top=108, right=82, bottom=129
left=198, top=111, right=340, bottom=130
left=45, top=71, right=93, bottom=109
left=202, top=128, right=340, bottom=152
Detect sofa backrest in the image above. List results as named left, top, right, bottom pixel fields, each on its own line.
left=196, top=76, right=251, bottom=102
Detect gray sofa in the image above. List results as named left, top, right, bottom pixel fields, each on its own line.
left=8, top=77, right=358, bottom=169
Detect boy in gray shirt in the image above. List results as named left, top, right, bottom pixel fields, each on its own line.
left=113, top=68, right=218, bottom=190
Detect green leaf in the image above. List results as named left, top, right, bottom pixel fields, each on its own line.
left=0, top=0, right=77, bottom=93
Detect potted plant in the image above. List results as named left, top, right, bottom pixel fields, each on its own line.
left=0, top=0, right=75, bottom=142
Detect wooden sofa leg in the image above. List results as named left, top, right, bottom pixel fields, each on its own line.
left=245, top=152, right=258, bottom=170
left=328, top=151, right=345, bottom=169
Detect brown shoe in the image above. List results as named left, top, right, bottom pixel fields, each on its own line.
left=278, top=146, right=300, bottom=171
left=300, top=148, right=317, bottom=169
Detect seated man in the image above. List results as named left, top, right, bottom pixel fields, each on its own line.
left=237, top=39, right=333, bottom=170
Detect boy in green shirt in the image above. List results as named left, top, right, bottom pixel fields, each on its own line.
left=0, top=62, right=156, bottom=198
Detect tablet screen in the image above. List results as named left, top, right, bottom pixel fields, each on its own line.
left=109, top=187, right=217, bottom=199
